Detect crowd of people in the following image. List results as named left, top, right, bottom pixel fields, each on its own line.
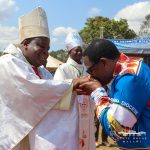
left=0, top=6, right=150, bottom=150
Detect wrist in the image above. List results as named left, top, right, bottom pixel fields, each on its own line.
left=90, top=87, right=108, bottom=105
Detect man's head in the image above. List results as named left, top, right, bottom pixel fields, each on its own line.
left=68, top=46, right=82, bottom=64
left=65, top=32, right=83, bottom=64
left=83, top=39, right=120, bottom=86
left=21, top=37, right=49, bottom=67
left=19, top=7, right=50, bottom=67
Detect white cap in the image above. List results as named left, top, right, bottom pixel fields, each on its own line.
left=19, top=7, right=50, bottom=43
left=65, top=32, right=83, bottom=51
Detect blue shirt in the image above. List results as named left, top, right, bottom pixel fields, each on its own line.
left=91, top=54, right=150, bottom=149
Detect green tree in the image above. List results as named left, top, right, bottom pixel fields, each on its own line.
left=79, top=16, right=136, bottom=46
left=0, top=52, right=3, bottom=56
left=49, top=49, right=68, bottom=62
left=139, top=14, right=150, bottom=38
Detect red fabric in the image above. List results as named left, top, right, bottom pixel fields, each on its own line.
left=113, top=53, right=142, bottom=77
left=146, top=100, right=150, bottom=106
left=32, top=66, right=42, bottom=79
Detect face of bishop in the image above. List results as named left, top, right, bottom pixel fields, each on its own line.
left=22, top=37, right=50, bottom=67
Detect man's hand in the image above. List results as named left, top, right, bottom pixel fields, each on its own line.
left=72, top=76, right=102, bottom=95
left=78, top=80, right=102, bottom=95
left=72, top=76, right=90, bottom=91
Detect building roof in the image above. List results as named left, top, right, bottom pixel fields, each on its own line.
left=46, top=55, right=63, bottom=70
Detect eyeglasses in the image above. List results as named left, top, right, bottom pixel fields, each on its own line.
left=86, top=63, right=98, bottom=74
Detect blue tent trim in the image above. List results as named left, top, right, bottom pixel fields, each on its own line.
left=108, top=39, right=150, bottom=54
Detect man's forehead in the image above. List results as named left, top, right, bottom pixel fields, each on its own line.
left=32, top=37, right=50, bottom=43
left=71, top=46, right=82, bottom=51
left=34, top=36, right=49, bottom=40
left=83, top=56, right=93, bottom=68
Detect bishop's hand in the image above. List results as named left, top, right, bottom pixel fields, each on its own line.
left=73, top=76, right=102, bottom=95
left=78, top=79, right=102, bottom=95
left=72, top=76, right=90, bottom=91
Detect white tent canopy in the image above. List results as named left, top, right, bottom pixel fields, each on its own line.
left=46, top=55, right=63, bottom=71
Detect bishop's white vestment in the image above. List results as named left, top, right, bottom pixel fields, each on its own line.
left=0, top=44, right=73, bottom=150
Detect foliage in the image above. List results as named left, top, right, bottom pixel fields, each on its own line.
left=138, top=14, right=150, bottom=38
left=79, top=16, right=136, bottom=46
left=0, top=52, right=3, bottom=56
left=49, top=49, right=68, bottom=62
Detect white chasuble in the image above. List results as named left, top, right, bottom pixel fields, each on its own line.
left=0, top=44, right=72, bottom=150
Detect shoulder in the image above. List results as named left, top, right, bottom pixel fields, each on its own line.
left=57, top=63, right=72, bottom=71
left=113, top=72, right=149, bottom=98
left=0, top=53, right=27, bottom=69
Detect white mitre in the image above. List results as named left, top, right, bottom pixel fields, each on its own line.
left=65, top=32, right=83, bottom=51
left=19, top=7, right=49, bottom=43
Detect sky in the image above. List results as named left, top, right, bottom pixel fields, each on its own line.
left=0, top=0, right=150, bottom=51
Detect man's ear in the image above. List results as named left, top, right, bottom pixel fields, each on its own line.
left=21, top=39, right=30, bottom=50
left=100, top=58, right=111, bottom=71
left=99, top=58, right=107, bottom=66
left=23, top=39, right=30, bottom=45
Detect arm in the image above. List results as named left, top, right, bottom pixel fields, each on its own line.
left=0, top=55, right=72, bottom=108
left=91, top=74, right=148, bottom=140
left=54, top=65, right=67, bottom=80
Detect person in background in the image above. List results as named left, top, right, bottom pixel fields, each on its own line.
left=54, top=32, right=96, bottom=150
left=0, top=7, right=80, bottom=150
left=77, top=39, right=150, bottom=149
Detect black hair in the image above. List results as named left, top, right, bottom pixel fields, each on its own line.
left=83, top=39, right=120, bottom=63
